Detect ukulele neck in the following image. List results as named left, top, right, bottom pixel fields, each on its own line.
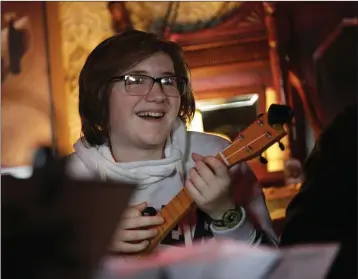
left=143, top=154, right=225, bottom=254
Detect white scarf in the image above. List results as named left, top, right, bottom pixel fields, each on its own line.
left=73, top=119, right=188, bottom=188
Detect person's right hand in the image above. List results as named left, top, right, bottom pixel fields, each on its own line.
left=110, top=202, right=164, bottom=253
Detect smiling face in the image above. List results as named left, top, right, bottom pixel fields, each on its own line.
left=108, top=52, right=181, bottom=151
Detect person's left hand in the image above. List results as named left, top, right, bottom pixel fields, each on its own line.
left=185, top=153, right=236, bottom=220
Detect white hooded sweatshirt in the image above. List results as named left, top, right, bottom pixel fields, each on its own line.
left=66, top=119, right=277, bottom=249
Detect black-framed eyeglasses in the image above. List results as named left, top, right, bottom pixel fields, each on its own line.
left=110, top=74, right=188, bottom=97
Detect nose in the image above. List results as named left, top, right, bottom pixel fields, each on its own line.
left=145, top=81, right=166, bottom=102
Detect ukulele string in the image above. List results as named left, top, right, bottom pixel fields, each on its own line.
left=223, top=133, right=267, bottom=161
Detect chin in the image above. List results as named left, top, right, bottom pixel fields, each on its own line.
left=135, top=127, right=168, bottom=144
left=138, top=134, right=167, bottom=148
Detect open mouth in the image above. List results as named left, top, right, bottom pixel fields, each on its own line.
left=136, top=111, right=165, bottom=120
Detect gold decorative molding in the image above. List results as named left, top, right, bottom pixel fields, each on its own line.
left=125, top=2, right=242, bottom=31
left=45, top=2, right=72, bottom=155
left=59, top=2, right=113, bottom=149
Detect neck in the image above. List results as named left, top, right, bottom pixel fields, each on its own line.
left=110, top=143, right=165, bottom=162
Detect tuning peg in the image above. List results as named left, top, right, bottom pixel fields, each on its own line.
left=259, top=155, right=268, bottom=164
left=256, top=113, right=264, bottom=126
left=278, top=141, right=285, bottom=151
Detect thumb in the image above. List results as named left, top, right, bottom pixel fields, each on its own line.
left=192, top=152, right=204, bottom=162
left=134, top=201, right=147, bottom=211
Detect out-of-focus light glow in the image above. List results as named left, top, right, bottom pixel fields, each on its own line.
left=188, top=110, right=204, bottom=132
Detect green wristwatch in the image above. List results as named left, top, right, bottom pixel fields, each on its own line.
left=211, top=207, right=243, bottom=228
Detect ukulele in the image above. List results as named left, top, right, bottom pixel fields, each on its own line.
left=140, top=104, right=294, bottom=255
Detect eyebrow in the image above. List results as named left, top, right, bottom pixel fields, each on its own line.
left=127, top=70, right=176, bottom=76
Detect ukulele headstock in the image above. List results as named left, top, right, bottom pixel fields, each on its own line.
left=219, top=104, right=293, bottom=167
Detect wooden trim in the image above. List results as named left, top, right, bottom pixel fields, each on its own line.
left=313, top=17, right=358, bottom=61
left=182, top=35, right=267, bottom=52
left=184, top=38, right=270, bottom=69
left=45, top=2, right=72, bottom=155
left=258, top=88, right=266, bottom=114
left=191, top=60, right=271, bottom=78
left=190, top=60, right=272, bottom=94
left=178, top=28, right=266, bottom=48
left=263, top=2, right=284, bottom=104
left=195, top=85, right=266, bottom=100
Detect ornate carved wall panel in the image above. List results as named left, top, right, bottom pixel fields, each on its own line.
left=1, top=2, right=52, bottom=166
left=171, top=2, right=266, bottom=46
left=59, top=2, right=113, bottom=148
left=124, top=2, right=242, bottom=33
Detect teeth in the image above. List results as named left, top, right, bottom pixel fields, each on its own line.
left=136, top=112, right=164, bottom=118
